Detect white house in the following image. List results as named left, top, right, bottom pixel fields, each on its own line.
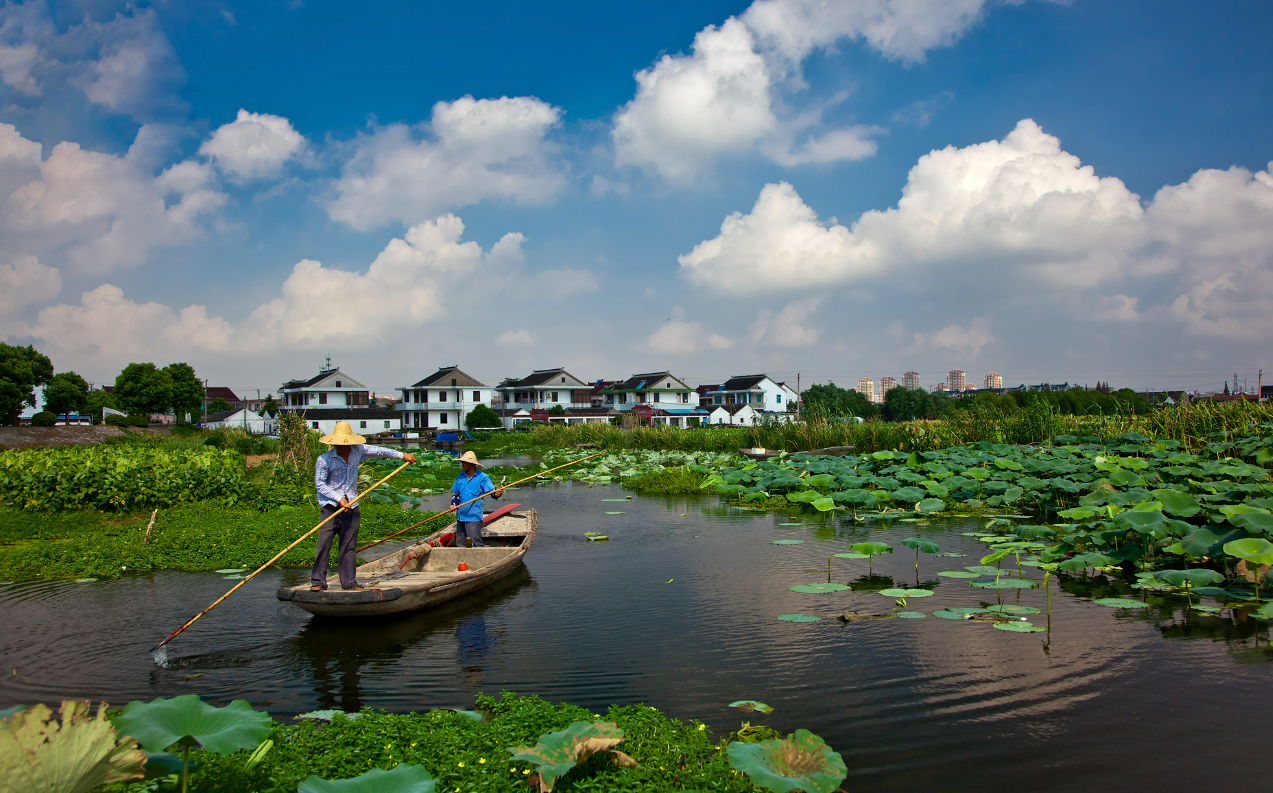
left=280, top=363, right=371, bottom=409
left=203, top=408, right=273, bottom=434
left=708, top=403, right=759, bottom=425
left=284, top=409, right=401, bottom=438
left=398, top=366, right=492, bottom=431
left=600, top=372, right=696, bottom=411
left=700, top=375, right=797, bottom=415
left=495, top=368, right=595, bottom=430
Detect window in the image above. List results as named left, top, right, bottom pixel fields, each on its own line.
left=776, top=394, right=782, bottom=403
left=473, top=390, right=480, bottom=402
left=451, top=378, right=457, bottom=387
left=359, top=421, right=367, bottom=429
left=551, top=391, right=559, bottom=401
left=653, top=392, right=660, bottom=403
left=312, top=421, right=319, bottom=429
left=619, top=394, right=627, bottom=404
left=318, top=392, right=327, bottom=404
left=714, top=395, right=722, bottom=405
left=440, top=413, right=448, bottom=424
left=561, top=377, right=565, bottom=383
left=384, top=421, right=390, bottom=429
left=681, top=392, right=689, bottom=403
left=335, top=380, right=342, bottom=387
left=438, top=391, right=446, bottom=401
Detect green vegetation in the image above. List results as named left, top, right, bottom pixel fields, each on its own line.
left=464, top=404, right=501, bottom=430
left=89, top=692, right=837, bottom=793
left=115, top=363, right=175, bottom=416
left=0, top=701, right=146, bottom=793
left=626, top=466, right=712, bottom=494
left=0, top=342, right=53, bottom=425
left=802, top=382, right=879, bottom=419
left=43, top=371, right=90, bottom=416
left=31, top=411, right=57, bottom=427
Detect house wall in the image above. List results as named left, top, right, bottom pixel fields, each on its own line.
left=398, top=388, right=491, bottom=430
left=300, top=414, right=401, bottom=436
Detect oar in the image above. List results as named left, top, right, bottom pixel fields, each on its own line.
left=356, top=451, right=608, bottom=553
left=150, top=461, right=412, bottom=652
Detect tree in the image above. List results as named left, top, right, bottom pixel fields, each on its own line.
left=801, top=382, right=878, bottom=419
left=43, top=372, right=90, bottom=416
left=114, top=363, right=173, bottom=416
left=85, top=389, right=117, bottom=424
left=465, top=404, right=501, bottom=429
left=262, top=394, right=279, bottom=411
left=164, top=363, right=202, bottom=423
left=0, top=343, right=53, bottom=425
left=206, top=398, right=232, bottom=413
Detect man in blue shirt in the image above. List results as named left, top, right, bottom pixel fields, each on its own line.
left=448, top=450, right=503, bottom=547
left=311, top=421, right=416, bottom=591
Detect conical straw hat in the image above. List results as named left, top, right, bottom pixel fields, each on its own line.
left=320, top=421, right=365, bottom=445
left=457, top=450, right=484, bottom=467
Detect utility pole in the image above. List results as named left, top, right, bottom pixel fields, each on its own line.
left=797, top=373, right=801, bottom=419
left=202, top=379, right=208, bottom=427
left=1259, top=370, right=1264, bottom=401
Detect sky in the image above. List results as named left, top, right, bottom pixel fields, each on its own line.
left=1, top=0, right=1271, bottom=399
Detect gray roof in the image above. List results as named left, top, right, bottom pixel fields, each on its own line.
left=719, top=375, right=768, bottom=392
left=499, top=368, right=585, bottom=388
left=408, top=366, right=486, bottom=389
left=606, top=372, right=682, bottom=391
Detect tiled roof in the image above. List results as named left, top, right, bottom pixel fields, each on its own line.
left=499, top=368, right=586, bottom=388
left=281, top=369, right=338, bottom=390
left=205, top=386, right=241, bottom=403
left=607, top=372, right=683, bottom=391
left=409, top=366, right=486, bottom=388
left=720, top=375, right=767, bottom=391
left=203, top=408, right=244, bottom=423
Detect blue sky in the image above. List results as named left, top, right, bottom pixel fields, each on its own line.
left=1, top=0, right=1271, bottom=398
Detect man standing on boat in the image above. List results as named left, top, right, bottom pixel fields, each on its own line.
left=311, top=421, right=416, bottom=591
left=448, top=450, right=503, bottom=547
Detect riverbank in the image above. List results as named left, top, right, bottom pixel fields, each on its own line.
left=0, top=502, right=451, bottom=581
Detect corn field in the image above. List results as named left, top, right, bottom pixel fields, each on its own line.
left=528, top=401, right=1273, bottom=455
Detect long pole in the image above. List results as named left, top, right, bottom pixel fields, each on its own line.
left=357, top=451, right=607, bottom=553
left=150, top=460, right=412, bottom=652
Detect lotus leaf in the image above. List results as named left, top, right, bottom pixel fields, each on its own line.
left=213, top=569, right=244, bottom=574
left=298, top=764, right=437, bottom=793
left=1109, top=469, right=1146, bottom=487
left=986, top=605, right=1041, bottom=614
left=1057, top=507, right=1099, bottom=520
left=972, top=579, right=1037, bottom=589
left=726, top=729, right=846, bottom=793
left=915, top=498, right=946, bottom=513
left=812, top=498, right=837, bottom=512
left=933, top=607, right=987, bottom=619
left=938, top=571, right=980, bottom=578
left=1224, top=538, right=1273, bottom=565
left=1092, top=598, right=1149, bottom=608
left=893, top=487, right=926, bottom=502
left=1180, top=527, right=1245, bottom=558
left=852, top=542, right=892, bottom=556
left=1192, top=605, right=1222, bottom=613
left=1229, top=512, right=1273, bottom=535
left=604, top=511, right=625, bottom=515
left=776, top=614, right=821, bottom=622
left=980, top=548, right=1012, bottom=565
left=833, top=552, right=869, bottom=559
left=1149, top=490, right=1201, bottom=517
left=771, top=540, right=805, bottom=545
left=897, top=611, right=927, bottom=618
left=788, top=583, right=851, bottom=593
left=878, top=588, right=933, bottom=598
left=964, top=565, right=1000, bottom=576
left=508, top=721, right=636, bottom=792
left=935, top=552, right=966, bottom=557
left=993, top=622, right=1046, bottom=633
left=1002, top=487, right=1024, bottom=503
left=0, top=701, right=147, bottom=793
left=729, top=701, right=775, bottom=714
left=1155, top=569, right=1224, bottom=588
left=112, top=695, right=271, bottom=756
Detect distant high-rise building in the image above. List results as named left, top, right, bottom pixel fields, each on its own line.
left=902, top=371, right=921, bottom=390
left=879, top=376, right=897, bottom=400
left=857, top=377, right=875, bottom=404
left=947, top=369, right=966, bottom=390
left=984, top=372, right=1002, bottom=389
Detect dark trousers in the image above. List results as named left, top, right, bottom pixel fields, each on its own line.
left=457, top=520, right=484, bottom=547
left=311, top=504, right=361, bottom=588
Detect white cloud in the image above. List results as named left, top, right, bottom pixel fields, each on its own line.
left=327, top=95, right=566, bottom=230
left=0, top=254, right=60, bottom=315
left=750, top=298, right=822, bottom=348
left=891, top=91, right=955, bottom=128
left=497, top=329, right=535, bottom=346
left=612, top=0, right=990, bottom=179
left=647, top=306, right=736, bottom=353
left=0, top=123, right=226, bottom=273
left=200, top=109, right=305, bottom=180
left=682, top=120, right=1273, bottom=343
left=680, top=120, right=1145, bottom=295
left=0, top=2, right=51, bottom=97
left=912, top=316, right=994, bottom=357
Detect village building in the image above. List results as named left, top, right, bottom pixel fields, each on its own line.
left=279, top=364, right=371, bottom=409
left=494, top=368, right=598, bottom=429
left=698, top=375, right=797, bottom=423
left=598, top=372, right=707, bottom=427
left=707, top=403, right=759, bottom=426
left=285, top=408, right=402, bottom=437
left=202, top=408, right=273, bottom=434
left=397, top=366, right=492, bottom=431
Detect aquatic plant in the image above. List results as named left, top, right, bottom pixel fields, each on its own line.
left=0, top=701, right=146, bottom=793
left=298, top=764, right=436, bottom=792
left=508, top=721, right=637, bottom=792
left=852, top=542, right=892, bottom=575
left=725, top=729, right=847, bottom=793
left=899, top=536, right=940, bottom=573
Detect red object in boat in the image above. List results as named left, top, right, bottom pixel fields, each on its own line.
left=457, top=562, right=469, bottom=571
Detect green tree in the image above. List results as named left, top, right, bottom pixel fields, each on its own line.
left=547, top=404, right=567, bottom=415
left=43, top=371, right=90, bottom=416
left=206, top=398, right=232, bottom=413
left=114, top=363, right=173, bottom=416
left=0, top=343, right=53, bottom=425
left=802, top=382, right=878, bottom=419
left=85, top=389, right=118, bottom=424
left=465, top=403, right=501, bottom=429
left=164, top=363, right=202, bottom=423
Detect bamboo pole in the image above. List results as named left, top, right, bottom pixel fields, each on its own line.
left=356, top=451, right=607, bottom=553
left=150, top=460, right=412, bottom=652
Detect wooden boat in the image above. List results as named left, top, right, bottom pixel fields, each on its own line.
left=276, top=505, right=536, bottom=618
left=738, top=445, right=856, bottom=461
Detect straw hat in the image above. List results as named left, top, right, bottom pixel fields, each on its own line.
left=457, top=450, right=484, bottom=467
left=320, top=421, right=365, bottom=445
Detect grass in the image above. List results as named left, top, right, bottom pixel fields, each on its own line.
left=625, top=466, right=712, bottom=495
left=0, top=502, right=452, bottom=581
left=118, top=691, right=757, bottom=793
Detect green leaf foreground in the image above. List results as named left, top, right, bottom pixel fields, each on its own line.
left=0, top=701, right=146, bottom=793
left=726, top=729, right=847, bottom=793
left=507, top=721, right=637, bottom=792
left=111, top=695, right=272, bottom=755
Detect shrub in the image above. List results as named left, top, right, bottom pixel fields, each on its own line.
left=30, top=411, right=57, bottom=427
left=104, top=414, right=149, bottom=428
left=465, top=403, right=501, bottom=429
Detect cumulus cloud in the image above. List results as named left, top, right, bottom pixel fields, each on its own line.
left=0, top=254, right=60, bottom=315
left=613, top=0, right=989, bottom=179
left=73, top=7, right=188, bottom=119
left=327, top=95, right=566, bottom=230
left=0, top=123, right=226, bottom=272
left=0, top=1, right=52, bottom=97
left=647, top=306, right=736, bottom=353
left=200, top=109, right=305, bottom=180
left=750, top=298, right=822, bottom=348
left=682, top=120, right=1273, bottom=342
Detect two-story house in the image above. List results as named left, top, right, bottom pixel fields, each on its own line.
left=398, top=366, right=492, bottom=431
left=494, top=368, right=599, bottom=429
left=699, top=375, right=797, bottom=421
left=601, top=372, right=707, bottom=427
left=278, top=364, right=400, bottom=437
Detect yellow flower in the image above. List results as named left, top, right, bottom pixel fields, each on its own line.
left=479, top=758, right=485, bottom=764
left=457, top=762, right=464, bottom=767
left=698, top=723, right=705, bottom=731
left=523, top=769, right=531, bottom=775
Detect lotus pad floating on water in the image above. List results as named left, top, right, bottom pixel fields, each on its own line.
left=938, top=571, right=980, bottom=578
left=878, top=588, right=934, bottom=598
left=972, top=579, right=1037, bottom=589
left=604, top=511, right=625, bottom=515
left=964, top=565, right=1000, bottom=576
left=935, top=552, right=967, bottom=557
left=779, top=522, right=802, bottom=526
left=726, top=729, right=847, bottom=793
left=987, top=605, right=1041, bottom=614
left=994, top=622, right=1046, bottom=633
left=897, top=611, right=927, bottom=618
left=833, top=552, right=869, bottom=559
left=789, top=583, right=851, bottom=593
left=933, top=607, right=987, bottom=620
left=777, top=614, right=822, bottom=622
left=1092, top=598, right=1149, bottom=608
left=299, top=764, right=436, bottom=793
left=771, top=539, right=805, bottom=545
left=75, top=578, right=97, bottom=583
left=729, top=700, right=775, bottom=714
left=214, top=569, right=245, bottom=574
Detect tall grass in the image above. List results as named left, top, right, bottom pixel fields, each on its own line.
left=528, top=401, right=1273, bottom=454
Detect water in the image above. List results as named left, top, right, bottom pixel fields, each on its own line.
left=2, top=483, right=1269, bottom=789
